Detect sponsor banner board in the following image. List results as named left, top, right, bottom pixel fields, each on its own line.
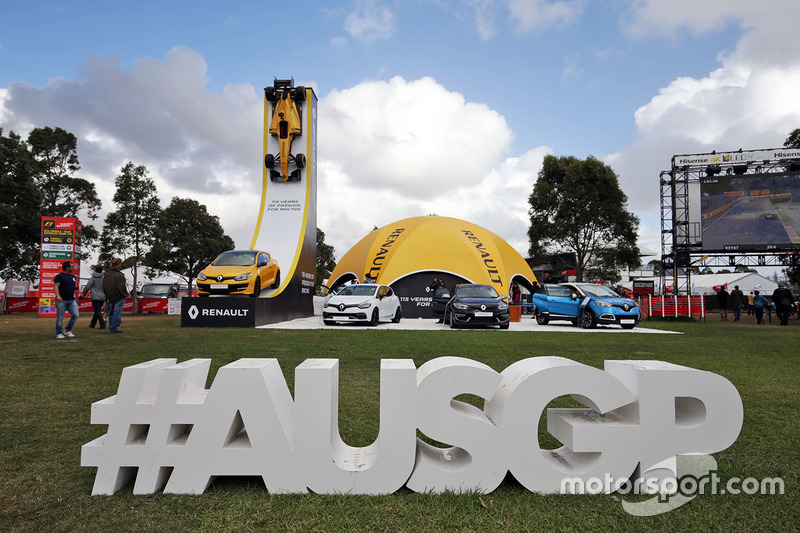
left=139, top=298, right=169, bottom=313
left=181, top=298, right=256, bottom=327
left=633, top=280, right=655, bottom=298
left=5, top=297, right=39, bottom=312
left=39, top=217, right=81, bottom=317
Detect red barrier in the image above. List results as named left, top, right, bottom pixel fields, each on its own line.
left=636, top=296, right=706, bottom=319
left=139, top=298, right=169, bottom=313
left=5, top=297, right=39, bottom=312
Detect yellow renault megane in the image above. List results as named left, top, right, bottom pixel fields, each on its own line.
left=197, top=250, right=280, bottom=297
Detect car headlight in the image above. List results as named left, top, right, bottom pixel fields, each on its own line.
left=357, top=301, right=372, bottom=309
left=198, top=272, right=207, bottom=281
left=498, top=301, right=509, bottom=311
left=234, top=273, right=252, bottom=281
left=594, top=300, right=612, bottom=307
left=453, top=302, right=469, bottom=310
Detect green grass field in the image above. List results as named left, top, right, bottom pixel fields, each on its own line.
left=1, top=313, right=797, bottom=532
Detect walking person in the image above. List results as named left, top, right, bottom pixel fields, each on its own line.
left=729, top=285, right=744, bottom=322
left=747, top=291, right=755, bottom=315
left=103, top=258, right=129, bottom=333
left=53, top=261, right=79, bottom=339
left=716, top=285, right=729, bottom=321
left=753, top=290, right=768, bottom=325
left=772, top=283, right=794, bottom=326
left=81, top=266, right=107, bottom=329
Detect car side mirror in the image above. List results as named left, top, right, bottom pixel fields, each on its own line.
left=571, top=293, right=579, bottom=300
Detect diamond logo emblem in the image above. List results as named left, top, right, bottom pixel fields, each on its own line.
left=188, top=305, right=199, bottom=320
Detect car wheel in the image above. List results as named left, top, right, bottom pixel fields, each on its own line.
left=621, top=323, right=636, bottom=330
left=369, top=308, right=379, bottom=326
left=265, top=154, right=275, bottom=169
left=323, top=319, right=335, bottom=326
left=535, top=312, right=549, bottom=325
left=295, top=153, right=306, bottom=168
left=293, top=86, right=306, bottom=101
left=271, top=269, right=281, bottom=289
left=265, top=86, right=277, bottom=102
left=392, top=306, right=401, bottom=323
left=251, top=278, right=261, bottom=298
left=580, top=309, right=597, bottom=329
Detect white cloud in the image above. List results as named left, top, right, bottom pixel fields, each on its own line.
left=508, top=0, right=585, bottom=32
left=608, top=1, right=800, bottom=254
left=465, top=0, right=498, bottom=41
left=0, top=49, right=543, bottom=260
left=344, top=0, right=394, bottom=46
left=320, top=76, right=514, bottom=198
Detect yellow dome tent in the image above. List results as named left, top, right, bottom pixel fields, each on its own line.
left=327, top=216, right=538, bottom=318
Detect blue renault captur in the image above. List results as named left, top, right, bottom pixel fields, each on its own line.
left=532, top=283, right=641, bottom=329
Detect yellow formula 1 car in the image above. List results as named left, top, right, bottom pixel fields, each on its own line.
left=265, top=82, right=306, bottom=182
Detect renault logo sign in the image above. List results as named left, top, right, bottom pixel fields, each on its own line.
left=188, top=305, right=199, bottom=320
left=338, top=303, right=346, bottom=312
left=216, top=275, right=224, bottom=282
left=480, top=304, right=487, bottom=311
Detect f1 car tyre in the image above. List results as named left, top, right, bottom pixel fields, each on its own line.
left=295, top=153, right=306, bottom=168
left=265, top=86, right=277, bottom=102
left=293, top=86, right=306, bottom=101
left=265, top=154, right=275, bottom=169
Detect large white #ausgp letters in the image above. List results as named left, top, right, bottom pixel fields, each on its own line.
left=81, top=357, right=743, bottom=495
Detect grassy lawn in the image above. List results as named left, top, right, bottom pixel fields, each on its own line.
left=1, top=313, right=797, bottom=532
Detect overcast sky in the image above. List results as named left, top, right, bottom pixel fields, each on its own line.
left=2, top=0, right=799, bottom=265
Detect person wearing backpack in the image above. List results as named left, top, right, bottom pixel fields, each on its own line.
left=752, top=290, right=768, bottom=325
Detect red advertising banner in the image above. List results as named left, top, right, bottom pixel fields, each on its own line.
left=5, top=297, right=39, bottom=312
left=139, top=298, right=169, bottom=313
left=38, top=217, right=82, bottom=317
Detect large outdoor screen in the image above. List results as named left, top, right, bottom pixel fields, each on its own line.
left=700, top=172, right=800, bottom=252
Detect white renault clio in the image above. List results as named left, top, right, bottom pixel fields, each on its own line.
left=323, top=284, right=402, bottom=326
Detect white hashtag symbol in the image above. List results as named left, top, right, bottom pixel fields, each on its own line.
left=80, top=358, right=211, bottom=495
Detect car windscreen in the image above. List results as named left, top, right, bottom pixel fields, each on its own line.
left=455, top=285, right=499, bottom=298
left=336, top=285, right=378, bottom=297
left=574, top=284, right=619, bottom=298
left=140, top=285, right=171, bottom=296
left=212, top=252, right=257, bottom=267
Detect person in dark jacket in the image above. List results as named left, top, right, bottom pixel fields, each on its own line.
left=102, top=258, right=129, bottom=333
left=82, top=266, right=107, bottom=329
left=772, top=284, right=794, bottom=326
left=729, top=285, right=744, bottom=322
left=716, top=286, right=729, bottom=321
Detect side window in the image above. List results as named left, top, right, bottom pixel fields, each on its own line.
left=378, top=286, right=388, bottom=298
left=258, top=253, right=267, bottom=265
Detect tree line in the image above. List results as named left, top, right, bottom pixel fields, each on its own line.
left=1, top=126, right=234, bottom=295
left=4, top=123, right=797, bottom=292
left=1, top=125, right=340, bottom=294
